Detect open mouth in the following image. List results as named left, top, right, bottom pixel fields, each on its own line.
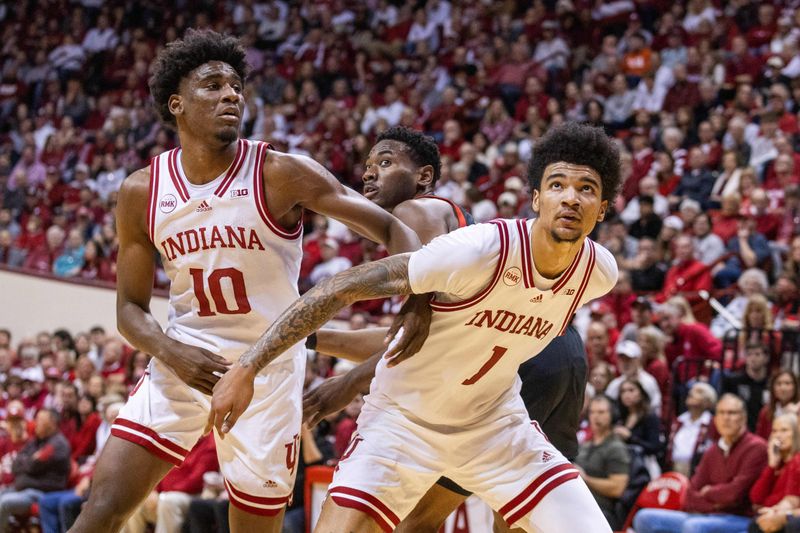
left=363, top=186, right=378, bottom=197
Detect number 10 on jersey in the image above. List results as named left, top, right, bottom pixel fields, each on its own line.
left=189, top=267, right=251, bottom=316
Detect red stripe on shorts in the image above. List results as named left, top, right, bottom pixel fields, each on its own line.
left=500, top=463, right=577, bottom=517
left=328, top=486, right=399, bottom=532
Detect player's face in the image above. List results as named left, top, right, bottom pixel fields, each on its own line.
left=362, top=140, right=426, bottom=210
left=170, top=61, right=244, bottom=145
left=532, top=162, right=607, bottom=244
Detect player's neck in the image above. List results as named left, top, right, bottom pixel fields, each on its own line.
left=177, top=134, right=240, bottom=185
left=530, top=219, right=585, bottom=280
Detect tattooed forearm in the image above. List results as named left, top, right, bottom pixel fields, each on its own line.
left=239, top=254, right=413, bottom=372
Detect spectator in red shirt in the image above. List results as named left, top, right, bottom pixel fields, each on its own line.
left=334, top=394, right=363, bottom=459
left=23, top=225, right=65, bottom=273
left=749, top=413, right=800, bottom=532
left=655, top=234, right=712, bottom=304
left=633, top=394, right=767, bottom=533
left=712, top=192, right=743, bottom=243
left=0, top=401, right=29, bottom=488
left=663, top=64, right=700, bottom=114
left=725, top=36, right=762, bottom=86
left=659, top=302, right=722, bottom=371
left=745, top=4, right=777, bottom=51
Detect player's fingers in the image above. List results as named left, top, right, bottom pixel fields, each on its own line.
left=383, top=325, right=406, bottom=359
left=190, top=380, right=214, bottom=396
left=308, top=410, right=323, bottom=428
left=200, top=349, right=233, bottom=366
left=221, top=406, right=242, bottom=435
left=205, top=359, right=232, bottom=374
left=384, top=314, right=403, bottom=345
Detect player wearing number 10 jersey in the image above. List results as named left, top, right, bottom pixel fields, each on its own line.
left=210, top=122, right=623, bottom=533
left=70, top=30, right=419, bottom=533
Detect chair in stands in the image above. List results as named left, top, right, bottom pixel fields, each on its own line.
left=617, top=471, right=690, bottom=532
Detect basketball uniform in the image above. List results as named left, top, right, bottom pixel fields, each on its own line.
left=329, top=219, right=617, bottom=532
left=113, top=140, right=305, bottom=516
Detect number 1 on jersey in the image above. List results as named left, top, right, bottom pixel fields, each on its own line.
left=189, top=267, right=251, bottom=317
left=462, top=345, right=508, bottom=385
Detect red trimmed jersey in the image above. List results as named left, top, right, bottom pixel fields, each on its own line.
left=147, top=140, right=304, bottom=364
left=370, top=219, right=617, bottom=428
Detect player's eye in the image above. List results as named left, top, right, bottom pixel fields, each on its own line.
left=208, top=83, right=219, bottom=90
left=380, top=160, right=391, bottom=167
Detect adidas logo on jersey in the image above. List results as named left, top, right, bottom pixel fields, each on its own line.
left=195, top=200, right=212, bottom=212
left=230, top=188, right=249, bottom=198
left=262, top=480, right=277, bottom=488
left=541, top=451, right=554, bottom=463
left=530, top=294, right=542, bottom=303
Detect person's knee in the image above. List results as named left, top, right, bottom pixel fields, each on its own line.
left=632, top=509, right=655, bottom=532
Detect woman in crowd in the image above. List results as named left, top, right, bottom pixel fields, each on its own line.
left=749, top=414, right=800, bottom=533
left=614, top=378, right=664, bottom=478
left=69, top=393, right=102, bottom=463
left=739, top=294, right=779, bottom=368
left=710, top=268, right=770, bottom=339
left=638, top=325, right=672, bottom=420
left=756, top=371, right=800, bottom=441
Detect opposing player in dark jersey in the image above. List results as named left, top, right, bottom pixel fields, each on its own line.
left=303, top=126, right=588, bottom=532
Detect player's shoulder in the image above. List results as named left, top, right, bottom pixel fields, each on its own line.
left=589, top=239, right=619, bottom=285
left=118, top=165, right=151, bottom=202
left=264, top=148, right=316, bottom=179
left=423, top=219, right=502, bottom=256
left=394, top=197, right=452, bottom=223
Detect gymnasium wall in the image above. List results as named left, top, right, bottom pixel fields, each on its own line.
left=0, top=267, right=169, bottom=340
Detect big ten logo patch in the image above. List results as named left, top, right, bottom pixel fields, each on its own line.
left=230, top=188, right=249, bottom=198
left=285, top=433, right=300, bottom=475
left=160, top=194, right=177, bottom=213
left=503, top=267, right=522, bottom=286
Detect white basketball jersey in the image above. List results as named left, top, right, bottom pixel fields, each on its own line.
left=369, top=219, right=617, bottom=427
left=147, top=139, right=304, bottom=366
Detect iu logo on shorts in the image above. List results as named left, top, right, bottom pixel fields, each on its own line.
left=335, top=434, right=363, bottom=472
left=285, top=433, right=300, bottom=475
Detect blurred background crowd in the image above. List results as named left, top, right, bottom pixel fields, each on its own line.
left=2, top=0, right=800, bottom=531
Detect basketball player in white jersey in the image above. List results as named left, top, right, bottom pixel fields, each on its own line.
left=69, top=30, right=421, bottom=533
left=305, top=126, right=589, bottom=533
left=210, top=122, right=622, bottom=533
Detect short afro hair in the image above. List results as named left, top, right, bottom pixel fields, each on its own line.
left=149, top=29, right=249, bottom=128
left=376, top=126, right=442, bottom=185
left=528, top=122, right=621, bottom=203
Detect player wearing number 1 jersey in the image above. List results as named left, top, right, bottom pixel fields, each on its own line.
left=210, top=122, right=623, bottom=533
left=70, top=30, right=420, bottom=533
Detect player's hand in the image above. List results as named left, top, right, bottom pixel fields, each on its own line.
left=160, top=340, right=231, bottom=395
left=383, top=293, right=432, bottom=367
left=303, top=375, right=357, bottom=428
left=205, top=363, right=257, bottom=439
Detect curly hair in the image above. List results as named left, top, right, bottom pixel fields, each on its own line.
left=376, top=126, right=442, bottom=185
left=528, top=122, right=621, bottom=203
left=149, top=29, right=249, bottom=128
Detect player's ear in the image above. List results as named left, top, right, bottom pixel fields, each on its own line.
left=531, top=189, right=540, bottom=213
left=597, top=200, right=608, bottom=222
left=417, top=165, right=434, bottom=189
left=168, top=95, right=183, bottom=118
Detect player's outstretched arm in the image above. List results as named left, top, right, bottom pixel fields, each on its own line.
left=116, top=169, right=230, bottom=395
left=207, top=254, right=414, bottom=436
left=315, top=328, right=389, bottom=362
left=303, top=352, right=381, bottom=427
left=268, top=151, right=421, bottom=255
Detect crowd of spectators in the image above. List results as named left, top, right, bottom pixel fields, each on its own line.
left=2, top=0, right=800, bottom=531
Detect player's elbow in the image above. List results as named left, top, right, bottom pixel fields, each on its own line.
left=609, top=475, right=629, bottom=498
